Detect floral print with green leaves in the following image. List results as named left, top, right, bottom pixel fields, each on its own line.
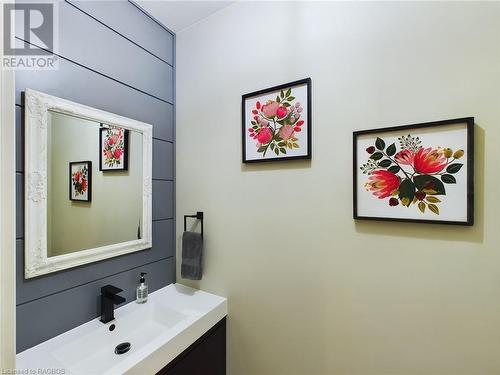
left=72, top=165, right=89, bottom=196
left=103, top=127, right=125, bottom=167
left=248, top=87, right=305, bottom=157
left=361, top=135, right=465, bottom=215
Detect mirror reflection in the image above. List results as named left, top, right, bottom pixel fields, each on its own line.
left=47, top=110, right=143, bottom=257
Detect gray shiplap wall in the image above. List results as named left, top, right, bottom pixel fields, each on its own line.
left=15, top=0, right=175, bottom=352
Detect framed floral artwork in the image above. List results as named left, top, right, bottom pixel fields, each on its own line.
left=99, top=125, right=129, bottom=171
left=69, top=161, right=92, bottom=202
left=353, top=117, right=474, bottom=225
left=242, top=78, right=311, bottom=163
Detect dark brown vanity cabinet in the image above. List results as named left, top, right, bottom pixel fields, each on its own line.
left=157, top=317, right=226, bottom=375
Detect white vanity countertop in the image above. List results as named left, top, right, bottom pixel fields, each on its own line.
left=16, top=284, right=227, bottom=375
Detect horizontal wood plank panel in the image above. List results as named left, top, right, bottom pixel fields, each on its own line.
left=68, top=0, right=174, bottom=65
left=153, top=180, right=174, bottom=220
left=15, top=173, right=23, bottom=240
left=15, top=59, right=173, bottom=143
left=15, top=2, right=173, bottom=102
left=153, top=139, right=174, bottom=180
left=16, top=219, right=174, bottom=305
left=15, top=106, right=23, bottom=172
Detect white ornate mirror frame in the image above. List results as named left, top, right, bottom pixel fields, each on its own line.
left=24, top=89, right=153, bottom=279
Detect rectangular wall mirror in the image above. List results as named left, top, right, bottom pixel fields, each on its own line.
left=24, top=89, right=153, bottom=278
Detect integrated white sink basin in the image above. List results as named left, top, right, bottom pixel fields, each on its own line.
left=52, top=303, right=187, bottom=374
left=16, top=284, right=227, bottom=375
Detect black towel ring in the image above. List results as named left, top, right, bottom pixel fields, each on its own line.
left=184, top=212, right=204, bottom=237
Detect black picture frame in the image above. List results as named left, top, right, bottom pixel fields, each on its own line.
left=69, top=161, right=92, bottom=202
left=353, top=117, right=474, bottom=226
left=242, top=78, right=312, bottom=163
left=99, top=126, right=129, bottom=171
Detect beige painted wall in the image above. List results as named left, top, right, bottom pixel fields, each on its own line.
left=48, top=111, right=143, bottom=256
left=176, top=2, right=500, bottom=374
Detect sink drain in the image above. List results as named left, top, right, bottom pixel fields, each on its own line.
left=114, top=342, right=131, bottom=355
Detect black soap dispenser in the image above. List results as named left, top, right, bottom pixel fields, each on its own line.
left=136, top=272, right=148, bottom=304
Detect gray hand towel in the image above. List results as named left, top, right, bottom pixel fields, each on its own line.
left=181, top=231, right=203, bottom=280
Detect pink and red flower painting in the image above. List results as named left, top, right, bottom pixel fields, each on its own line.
left=242, top=78, right=311, bottom=162
left=70, top=161, right=91, bottom=201
left=354, top=119, right=474, bottom=225
left=100, top=126, right=129, bottom=171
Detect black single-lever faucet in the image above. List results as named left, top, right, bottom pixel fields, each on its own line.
left=100, top=285, right=126, bottom=323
